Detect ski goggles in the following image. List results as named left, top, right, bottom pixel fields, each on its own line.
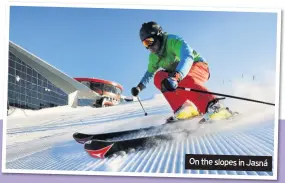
left=142, top=37, right=155, bottom=49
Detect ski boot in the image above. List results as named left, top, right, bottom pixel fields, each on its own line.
left=199, top=97, right=235, bottom=123
left=166, top=100, right=200, bottom=123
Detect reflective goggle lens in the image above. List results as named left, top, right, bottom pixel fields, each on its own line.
left=142, top=37, right=155, bottom=48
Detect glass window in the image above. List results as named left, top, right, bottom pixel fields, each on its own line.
left=34, top=85, right=38, bottom=93
left=43, top=77, right=47, bottom=83
left=38, top=92, right=42, bottom=100
left=20, top=71, right=26, bottom=81
left=109, top=86, right=114, bottom=93
left=31, top=90, right=36, bottom=98
left=27, top=67, right=32, bottom=76
left=8, top=83, right=14, bottom=91
left=15, top=70, right=21, bottom=78
left=26, top=82, right=31, bottom=90
left=23, top=80, right=28, bottom=90
left=27, top=74, right=32, bottom=82
left=15, top=84, right=20, bottom=92
left=35, top=96, right=40, bottom=106
left=40, top=86, right=44, bottom=93
left=8, top=98, right=15, bottom=106
left=94, top=82, right=102, bottom=88
left=43, top=94, right=47, bottom=101
left=21, top=60, right=27, bottom=66
left=91, top=82, right=103, bottom=94
left=104, top=84, right=113, bottom=93
left=15, top=62, right=21, bottom=71
left=27, top=96, right=31, bottom=103
left=38, top=79, right=42, bottom=86
left=8, top=90, right=13, bottom=98
left=43, top=81, right=47, bottom=87
left=20, top=86, right=25, bottom=95
left=48, top=95, right=53, bottom=102
left=51, top=85, right=55, bottom=93
left=21, top=94, right=25, bottom=102
left=30, top=83, right=36, bottom=90
left=112, top=86, right=118, bottom=94
left=31, top=97, right=36, bottom=105
left=27, top=89, right=32, bottom=97
left=37, top=86, right=41, bottom=93
left=35, top=91, right=39, bottom=99
left=20, top=79, right=25, bottom=88
left=15, top=57, right=22, bottom=64
left=48, top=83, right=52, bottom=90
left=21, top=64, right=26, bottom=73
left=55, top=87, right=59, bottom=94
left=8, top=83, right=15, bottom=91
left=117, top=87, right=122, bottom=95
left=32, top=69, right=37, bottom=78
left=41, top=101, right=46, bottom=107
left=49, top=96, right=54, bottom=103
left=9, top=58, right=16, bottom=68
left=25, top=96, right=29, bottom=103
left=38, top=74, right=42, bottom=81
left=9, top=52, right=16, bottom=60
left=59, top=88, right=64, bottom=95
left=8, top=66, right=15, bottom=76
left=18, top=71, right=23, bottom=79
left=32, top=77, right=37, bottom=84
left=39, top=101, right=43, bottom=108
left=12, top=91, right=18, bottom=99
left=8, top=74, right=15, bottom=84
left=14, top=91, right=19, bottom=100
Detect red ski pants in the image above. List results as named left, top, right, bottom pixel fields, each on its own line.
left=154, top=61, right=216, bottom=114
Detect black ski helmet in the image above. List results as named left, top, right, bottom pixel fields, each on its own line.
left=139, top=21, right=163, bottom=42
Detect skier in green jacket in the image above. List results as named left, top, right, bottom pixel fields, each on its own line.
left=131, top=21, right=233, bottom=122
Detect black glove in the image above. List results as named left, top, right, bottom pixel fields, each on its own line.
left=131, top=87, right=140, bottom=97
left=161, top=72, right=182, bottom=92
left=131, top=83, right=145, bottom=97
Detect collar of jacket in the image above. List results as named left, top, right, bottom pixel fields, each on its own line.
left=156, top=32, right=168, bottom=57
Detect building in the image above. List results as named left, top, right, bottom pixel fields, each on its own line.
left=7, top=41, right=101, bottom=111
left=74, top=78, right=123, bottom=107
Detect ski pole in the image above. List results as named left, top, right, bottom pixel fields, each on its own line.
left=178, top=87, right=275, bottom=106
left=137, top=97, right=148, bottom=116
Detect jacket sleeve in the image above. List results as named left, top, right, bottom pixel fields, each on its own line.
left=138, top=54, right=159, bottom=90
left=168, top=35, right=203, bottom=80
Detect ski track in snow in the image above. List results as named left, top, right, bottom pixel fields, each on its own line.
left=4, top=94, right=276, bottom=177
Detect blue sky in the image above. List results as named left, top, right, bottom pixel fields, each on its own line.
left=9, top=6, right=278, bottom=99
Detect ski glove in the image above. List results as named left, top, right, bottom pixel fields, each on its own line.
left=131, top=87, right=140, bottom=97
left=131, top=83, right=145, bottom=97
left=161, top=72, right=182, bottom=92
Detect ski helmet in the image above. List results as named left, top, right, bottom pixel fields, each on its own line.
left=139, top=21, right=163, bottom=42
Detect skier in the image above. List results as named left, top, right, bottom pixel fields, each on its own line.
left=131, top=21, right=233, bottom=122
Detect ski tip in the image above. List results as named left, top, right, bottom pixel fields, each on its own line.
left=73, top=133, right=93, bottom=144
left=73, top=132, right=79, bottom=138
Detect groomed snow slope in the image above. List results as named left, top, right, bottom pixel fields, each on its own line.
left=4, top=78, right=277, bottom=178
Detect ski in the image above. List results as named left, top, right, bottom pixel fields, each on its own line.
left=83, top=111, right=240, bottom=159
left=73, top=115, right=203, bottom=144
left=84, top=128, right=191, bottom=159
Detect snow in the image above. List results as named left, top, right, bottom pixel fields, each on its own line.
left=3, top=77, right=278, bottom=179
